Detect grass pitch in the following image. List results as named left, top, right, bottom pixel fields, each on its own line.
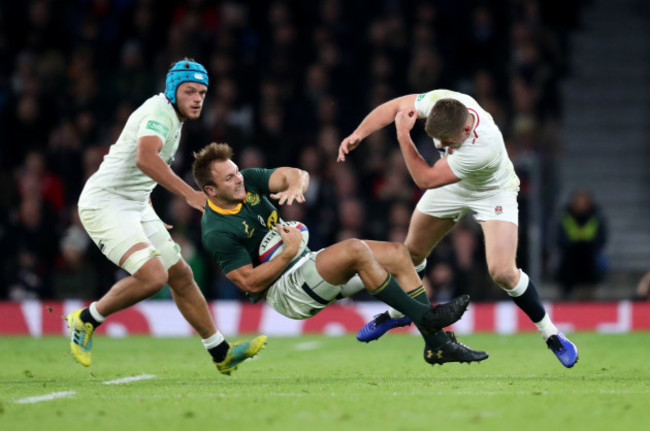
left=1, top=332, right=649, bottom=431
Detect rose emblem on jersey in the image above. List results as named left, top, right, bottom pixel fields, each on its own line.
left=495, top=205, right=503, bottom=215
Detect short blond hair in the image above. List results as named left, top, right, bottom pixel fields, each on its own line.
left=192, top=142, right=233, bottom=191
left=424, top=98, right=469, bottom=140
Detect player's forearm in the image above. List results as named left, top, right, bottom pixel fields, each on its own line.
left=396, top=130, right=433, bottom=189
left=136, top=154, right=196, bottom=199
left=396, top=130, right=459, bottom=189
left=355, top=100, right=402, bottom=138
left=241, top=252, right=299, bottom=293
left=356, top=95, right=418, bottom=138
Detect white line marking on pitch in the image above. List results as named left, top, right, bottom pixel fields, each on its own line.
left=15, top=391, right=77, bottom=404
left=102, top=374, right=157, bottom=385
left=293, top=341, right=322, bottom=351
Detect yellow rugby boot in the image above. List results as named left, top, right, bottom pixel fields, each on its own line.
left=66, top=309, right=95, bottom=367
left=215, top=335, right=267, bottom=375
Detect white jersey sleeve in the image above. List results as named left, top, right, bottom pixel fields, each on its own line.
left=414, top=89, right=461, bottom=118
left=78, top=94, right=183, bottom=207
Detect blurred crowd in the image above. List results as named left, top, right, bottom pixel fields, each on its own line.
left=0, top=0, right=586, bottom=301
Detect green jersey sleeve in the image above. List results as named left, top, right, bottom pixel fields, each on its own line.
left=241, top=168, right=276, bottom=195
left=203, top=231, right=252, bottom=275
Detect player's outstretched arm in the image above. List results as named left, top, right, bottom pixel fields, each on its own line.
left=268, top=167, right=309, bottom=205
left=338, top=94, right=419, bottom=162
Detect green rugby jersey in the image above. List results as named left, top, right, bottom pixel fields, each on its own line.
left=201, top=168, right=308, bottom=275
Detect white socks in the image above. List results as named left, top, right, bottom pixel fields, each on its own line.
left=89, top=302, right=106, bottom=323
left=414, top=259, right=427, bottom=273
left=534, top=314, right=559, bottom=341
left=201, top=332, right=225, bottom=350
left=504, top=269, right=529, bottom=297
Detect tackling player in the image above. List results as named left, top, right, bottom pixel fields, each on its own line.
left=338, top=89, right=578, bottom=368
left=193, top=142, right=488, bottom=366
left=67, top=59, right=265, bottom=375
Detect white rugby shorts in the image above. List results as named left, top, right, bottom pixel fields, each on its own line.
left=78, top=199, right=181, bottom=274
left=265, top=250, right=343, bottom=320
left=416, top=187, right=519, bottom=225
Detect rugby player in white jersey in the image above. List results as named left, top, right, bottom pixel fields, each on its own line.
left=338, top=89, right=578, bottom=368
left=67, top=59, right=265, bottom=375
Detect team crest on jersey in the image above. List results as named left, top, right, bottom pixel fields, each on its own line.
left=495, top=205, right=503, bottom=215
left=246, top=192, right=260, bottom=206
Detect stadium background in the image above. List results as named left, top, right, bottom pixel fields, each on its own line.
left=0, top=0, right=648, bottom=322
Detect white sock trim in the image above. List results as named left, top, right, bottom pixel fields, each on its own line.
left=505, top=269, right=529, bottom=297
left=414, top=258, right=427, bottom=273
left=201, top=332, right=225, bottom=350
left=89, top=302, right=106, bottom=322
left=535, top=314, right=559, bottom=341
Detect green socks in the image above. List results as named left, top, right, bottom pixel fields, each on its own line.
left=371, top=275, right=451, bottom=349
left=407, top=286, right=450, bottom=349
left=370, top=274, right=429, bottom=325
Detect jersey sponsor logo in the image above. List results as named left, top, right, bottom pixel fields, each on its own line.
left=246, top=192, right=260, bottom=206
left=266, top=210, right=278, bottom=229
left=145, top=120, right=169, bottom=137
left=416, top=93, right=426, bottom=102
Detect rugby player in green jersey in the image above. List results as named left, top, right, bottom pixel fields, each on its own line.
left=193, top=142, right=489, bottom=366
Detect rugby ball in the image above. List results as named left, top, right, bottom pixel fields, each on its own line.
left=258, top=221, right=309, bottom=263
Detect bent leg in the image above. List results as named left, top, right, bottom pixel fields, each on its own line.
left=95, top=243, right=168, bottom=317
left=167, top=259, right=217, bottom=339
left=405, top=209, right=455, bottom=265
left=481, top=220, right=520, bottom=289
left=482, top=220, right=554, bottom=334
left=363, top=240, right=422, bottom=292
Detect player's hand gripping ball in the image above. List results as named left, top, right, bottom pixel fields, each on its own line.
left=258, top=221, right=309, bottom=263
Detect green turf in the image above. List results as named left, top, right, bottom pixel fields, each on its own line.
left=1, top=332, right=649, bottom=431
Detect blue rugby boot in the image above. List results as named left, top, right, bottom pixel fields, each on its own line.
left=356, top=312, right=412, bottom=342
left=546, top=332, right=579, bottom=368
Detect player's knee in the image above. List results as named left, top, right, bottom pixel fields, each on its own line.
left=133, top=260, right=169, bottom=296
left=343, top=238, right=373, bottom=263
left=489, top=265, right=518, bottom=288
left=167, top=260, right=194, bottom=290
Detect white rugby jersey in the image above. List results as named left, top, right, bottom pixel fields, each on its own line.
left=414, top=89, right=520, bottom=196
left=78, top=93, right=183, bottom=207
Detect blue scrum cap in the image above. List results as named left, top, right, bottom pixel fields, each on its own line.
left=164, top=59, right=209, bottom=104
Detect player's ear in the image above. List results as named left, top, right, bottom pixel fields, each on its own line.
left=204, top=185, right=217, bottom=197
